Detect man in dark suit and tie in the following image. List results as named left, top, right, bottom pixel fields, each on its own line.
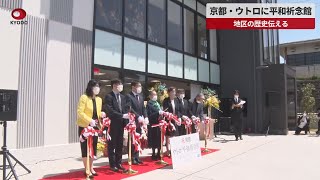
left=189, top=93, right=205, bottom=133
left=177, top=89, right=189, bottom=135
left=125, top=81, right=148, bottom=165
left=105, top=79, right=130, bottom=172
left=231, top=90, right=244, bottom=141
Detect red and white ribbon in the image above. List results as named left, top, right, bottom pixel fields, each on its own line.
left=152, top=119, right=168, bottom=144
left=80, top=126, right=97, bottom=158
left=193, top=117, right=201, bottom=133
left=182, top=116, right=193, bottom=133
left=125, top=112, right=142, bottom=154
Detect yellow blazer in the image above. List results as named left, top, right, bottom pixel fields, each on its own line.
left=77, top=94, right=102, bottom=128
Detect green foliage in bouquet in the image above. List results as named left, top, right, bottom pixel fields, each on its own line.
left=201, top=87, right=220, bottom=109
left=148, top=82, right=168, bottom=105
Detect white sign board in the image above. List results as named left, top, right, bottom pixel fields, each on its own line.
left=170, top=133, right=201, bottom=169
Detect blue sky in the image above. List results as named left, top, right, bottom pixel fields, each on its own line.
left=278, top=0, right=320, bottom=44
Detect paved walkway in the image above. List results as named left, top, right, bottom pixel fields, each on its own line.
left=3, top=132, right=320, bottom=180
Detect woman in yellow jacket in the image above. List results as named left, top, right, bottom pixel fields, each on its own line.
left=77, top=79, right=102, bottom=178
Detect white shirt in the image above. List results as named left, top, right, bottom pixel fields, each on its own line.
left=298, top=116, right=307, bottom=128
left=132, top=91, right=139, bottom=102
left=171, top=99, right=175, bottom=114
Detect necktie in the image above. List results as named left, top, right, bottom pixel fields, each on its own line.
left=117, top=94, right=122, bottom=111
left=135, top=94, right=139, bottom=103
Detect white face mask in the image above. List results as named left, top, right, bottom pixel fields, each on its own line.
left=303, top=113, right=307, bottom=117
left=93, top=87, right=100, bottom=95
left=234, top=95, right=239, bottom=99
left=152, top=96, right=157, bottom=101
left=196, top=100, right=201, bottom=104
left=116, top=84, right=123, bottom=93
left=179, top=94, right=185, bottom=99
left=136, top=87, right=142, bottom=94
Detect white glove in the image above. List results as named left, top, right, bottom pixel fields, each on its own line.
left=159, top=110, right=164, bottom=115
left=144, top=117, right=149, bottom=125
left=83, top=132, right=91, bottom=138
left=182, top=115, right=188, bottom=120
left=177, top=118, right=182, bottom=126
left=89, top=119, right=96, bottom=127
left=122, top=113, right=129, bottom=119
left=191, top=116, right=196, bottom=120
left=79, top=135, right=85, bottom=142
left=138, top=116, right=144, bottom=123
left=101, top=111, right=106, bottom=118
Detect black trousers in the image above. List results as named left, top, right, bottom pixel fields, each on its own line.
left=79, top=127, right=98, bottom=158
left=178, top=124, right=186, bottom=136
left=108, top=124, right=124, bottom=167
left=233, top=119, right=243, bottom=138
left=130, top=128, right=141, bottom=161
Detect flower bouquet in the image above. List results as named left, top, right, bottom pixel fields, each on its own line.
left=148, top=82, right=168, bottom=105
left=97, top=138, right=108, bottom=158
left=200, top=87, right=220, bottom=140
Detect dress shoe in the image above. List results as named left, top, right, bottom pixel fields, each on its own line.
left=236, top=138, right=239, bottom=141
left=240, top=137, right=243, bottom=140
left=84, top=172, right=94, bottom=179
left=117, top=164, right=126, bottom=171
left=91, top=172, right=98, bottom=176
left=156, top=153, right=161, bottom=160
left=110, top=166, right=119, bottom=172
left=136, top=159, right=143, bottom=164
left=151, top=155, right=157, bottom=160
left=132, top=160, right=139, bottom=165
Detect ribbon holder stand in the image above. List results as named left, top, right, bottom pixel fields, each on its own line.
left=202, top=107, right=211, bottom=153
left=156, top=126, right=168, bottom=166
left=124, top=132, right=137, bottom=175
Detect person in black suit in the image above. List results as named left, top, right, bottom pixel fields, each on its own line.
left=231, top=90, right=244, bottom=141
left=146, top=90, right=165, bottom=160
left=162, top=87, right=182, bottom=156
left=189, top=93, right=205, bottom=133
left=177, top=89, right=189, bottom=136
left=125, top=81, right=148, bottom=165
left=105, top=79, right=130, bottom=172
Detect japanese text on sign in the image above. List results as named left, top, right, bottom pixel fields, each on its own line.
left=170, top=133, right=201, bottom=169
left=206, top=3, right=316, bottom=29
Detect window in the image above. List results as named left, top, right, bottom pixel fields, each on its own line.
left=148, top=45, right=166, bottom=75
left=124, top=38, right=146, bottom=72
left=123, top=72, right=146, bottom=95
left=184, top=9, right=195, bottom=54
left=198, top=59, right=209, bottom=83
left=263, top=29, right=270, bottom=61
left=198, top=16, right=208, bottom=59
left=93, top=67, right=120, bottom=101
left=168, top=0, right=183, bottom=51
left=94, top=30, right=122, bottom=68
left=184, top=55, right=197, bottom=81
left=210, top=63, right=220, bottom=84
left=197, top=2, right=206, bottom=16
left=306, top=52, right=320, bottom=65
left=124, top=0, right=146, bottom=39
left=287, top=54, right=305, bottom=66
left=273, top=30, right=279, bottom=63
left=184, top=0, right=196, bottom=10
left=168, top=50, right=183, bottom=78
left=268, top=30, right=274, bottom=63
left=148, top=0, right=166, bottom=45
left=95, top=0, right=122, bottom=32
left=209, top=30, right=218, bottom=62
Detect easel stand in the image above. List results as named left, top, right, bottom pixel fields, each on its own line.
left=0, top=121, right=31, bottom=180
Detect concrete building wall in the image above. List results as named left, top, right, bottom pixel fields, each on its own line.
left=0, top=0, right=94, bottom=149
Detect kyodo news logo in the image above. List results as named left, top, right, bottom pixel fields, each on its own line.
left=10, top=8, right=28, bottom=25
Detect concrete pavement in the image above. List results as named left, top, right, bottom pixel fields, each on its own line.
left=2, top=132, right=320, bottom=180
